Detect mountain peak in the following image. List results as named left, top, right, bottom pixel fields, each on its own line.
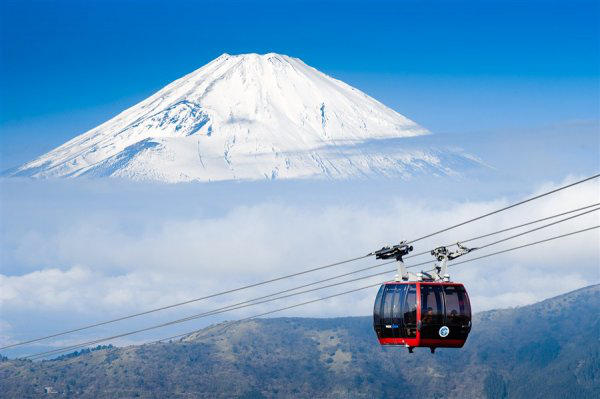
left=220, top=52, right=290, bottom=59
left=7, top=53, right=476, bottom=183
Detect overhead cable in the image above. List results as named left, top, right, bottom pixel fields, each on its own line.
left=25, top=225, right=598, bottom=360
left=0, top=254, right=369, bottom=350
left=11, top=175, right=597, bottom=351
left=7, top=203, right=598, bottom=351
left=405, top=202, right=600, bottom=259
left=406, top=174, right=599, bottom=244
left=154, top=224, right=600, bottom=348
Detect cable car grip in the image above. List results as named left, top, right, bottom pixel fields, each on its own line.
left=430, top=243, right=475, bottom=282
left=367, top=241, right=413, bottom=281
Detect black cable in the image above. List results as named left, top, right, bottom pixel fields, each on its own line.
left=458, top=202, right=599, bottom=246
left=405, top=202, right=600, bottom=259
left=27, top=282, right=384, bottom=360
left=25, top=225, right=598, bottom=360
left=21, top=260, right=410, bottom=358
left=8, top=176, right=597, bottom=351
left=406, top=174, right=600, bottom=245
left=25, top=260, right=436, bottom=359
left=7, top=203, right=598, bottom=351
left=472, top=206, right=599, bottom=251
left=0, top=254, right=369, bottom=350
left=157, top=224, right=600, bottom=346
left=225, top=207, right=599, bottom=311
left=166, top=282, right=383, bottom=342
left=447, top=225, right=600, bottom=269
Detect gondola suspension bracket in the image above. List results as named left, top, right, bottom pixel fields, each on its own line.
left=367, top=241, right=414, bottom=281
left=428, top=243, right=475, bottom=282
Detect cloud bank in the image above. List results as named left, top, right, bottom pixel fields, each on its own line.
left=0, top=176, right=598, bottom=355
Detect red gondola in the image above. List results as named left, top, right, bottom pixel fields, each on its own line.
left=373, top=281, right=471, bottom=352
left=369, top=242, right=473, bottom=353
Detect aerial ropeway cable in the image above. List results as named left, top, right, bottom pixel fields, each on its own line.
left=5, top=198, right=600, bottom=349
left=135, top=223, right=600, bottom=349
left=5, top=200, right=598, bottom=351
left=0, top=254, right=371, bottom=350
left=405, top=173, right=600, bottom=245
left=173, top=224, right=600, bottom=355
left=403, top=202, right=600, bottom=259
left=24, top=224, right=599, bottom=360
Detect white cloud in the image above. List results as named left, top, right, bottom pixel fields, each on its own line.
left=0, top=176, right=598, bottom=353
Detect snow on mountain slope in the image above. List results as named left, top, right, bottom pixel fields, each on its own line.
left=7, top=53, right=474, bottom=182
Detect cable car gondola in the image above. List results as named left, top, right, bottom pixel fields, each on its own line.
left=370, top=242, right=473, bottom=353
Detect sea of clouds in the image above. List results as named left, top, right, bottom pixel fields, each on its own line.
left=0, top=175, right=598, bottom=356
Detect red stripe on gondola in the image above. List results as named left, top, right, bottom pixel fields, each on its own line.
left=378, top=338, right=466, bottom=347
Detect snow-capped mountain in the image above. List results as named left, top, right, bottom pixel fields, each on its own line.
left=8, top=53, right=475, bottom=182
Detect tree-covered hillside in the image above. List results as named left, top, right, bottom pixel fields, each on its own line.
left=1, top=285, right=598, bottom=398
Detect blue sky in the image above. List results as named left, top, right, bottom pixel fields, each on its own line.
left=0, top=1, right=599, bottom=356
left=0, top=0, right=598, bottom=173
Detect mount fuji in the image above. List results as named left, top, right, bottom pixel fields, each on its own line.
left=7, top=53, right=477, bottom=182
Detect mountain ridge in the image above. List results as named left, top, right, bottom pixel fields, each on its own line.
left=1, top=284, right=598, bottom=398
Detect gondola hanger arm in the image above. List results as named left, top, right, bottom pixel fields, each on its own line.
left=430, top=243, right=475, bottom=281
left=367, top=241, right=415, bottom=281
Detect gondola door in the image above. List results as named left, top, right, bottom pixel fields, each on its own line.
left=381, top=285, right=403, bottom=339
left=419, top=284, right=445, bottom=340
left=391, top=284, right=406, bottom=340
left=403, top=284, right=417, bottom=339
left=442, top=284, right=472, bottom=340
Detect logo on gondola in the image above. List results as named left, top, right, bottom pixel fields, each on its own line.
left=439, top=326, right=450, bottom=337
